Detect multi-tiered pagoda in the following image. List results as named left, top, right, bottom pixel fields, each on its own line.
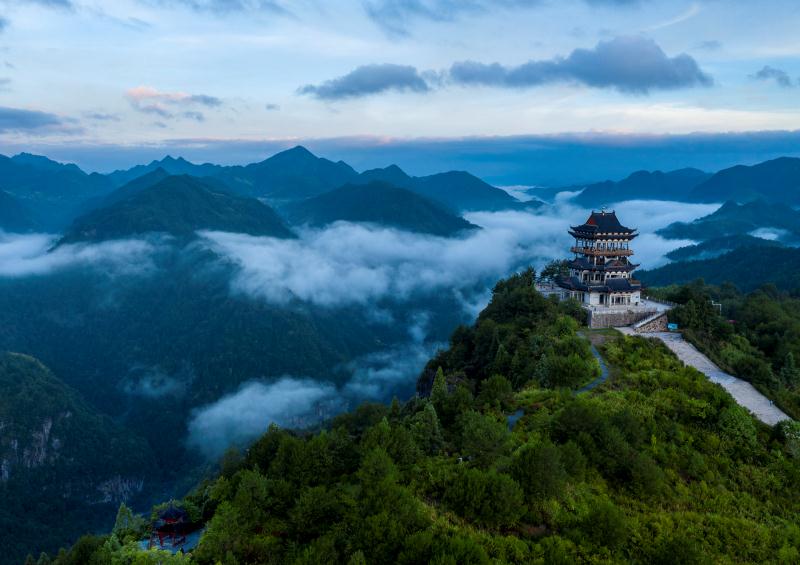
left=556, top=210, right=642, bottom=307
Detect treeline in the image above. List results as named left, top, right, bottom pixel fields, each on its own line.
left=650, top=280, right=800, bottom=419
left=40, top=270, right=800, bottom=564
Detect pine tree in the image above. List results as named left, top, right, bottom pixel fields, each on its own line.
left=411, top=402, right=444, bottom=455
left=533, top=353, right=550, bottom=386
left=431, top=366, right=448, bottom=406
left=780, top=352, right=800, bottom=388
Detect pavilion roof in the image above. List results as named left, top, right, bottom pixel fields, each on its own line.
left=570, top=210, right=636, bottom=235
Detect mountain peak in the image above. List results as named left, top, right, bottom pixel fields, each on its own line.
left=60, top=174, right=294, bottom=244
left=275, top=145, right=315, bottom=160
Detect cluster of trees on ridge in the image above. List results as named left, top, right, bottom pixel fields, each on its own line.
left=38, top=270, right=800, bottom=565
left=649, top=280, right=800, bottom=420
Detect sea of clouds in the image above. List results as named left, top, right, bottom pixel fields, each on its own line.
left=0, top=198, right=719, bottom=458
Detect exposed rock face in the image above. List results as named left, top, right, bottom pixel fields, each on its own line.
left=0, top=352, right=157, bottom=561
left=96, top=476, right=146, bottom=504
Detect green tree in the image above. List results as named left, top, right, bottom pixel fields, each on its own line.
left=780, top=352, right=800, bottom=388
left=444, top=467, right=525, bottom=528
left=583, top=499, right=628, bottom=549
left=476, top=374, right=514, bottom=412
left=431, top=366, right=448, bottom=407
left=511, top=440, right=567, bottom=502
left=410, top=402, right=444, bottom=455
left=458, top=410, right=511, bottom=468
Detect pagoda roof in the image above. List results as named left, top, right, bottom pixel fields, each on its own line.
left=570, top=210, right=636, bottom=236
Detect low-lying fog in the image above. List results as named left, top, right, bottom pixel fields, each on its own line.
left=0, top=198, right=719, bottom=458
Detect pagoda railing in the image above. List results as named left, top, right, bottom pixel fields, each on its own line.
left=570, top=246, right=633, bottom=257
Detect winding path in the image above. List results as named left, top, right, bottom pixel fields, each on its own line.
left=617, top=328, right=790, bottom=426
left=577, top=333, right=610, bottom=393
left=508, top=334, right=610, bottom=429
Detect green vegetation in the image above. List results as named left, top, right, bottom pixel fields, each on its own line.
left=45, top=270, right=800, bottom=564
left=60, top=175, right=295, bottom=244
left=283, top=181, right=478, bottom=236
left=639, top=244, right=800, bottom=292
left=0, top=353, right=156, bottom=563
left=650, top=280, right=800, bottom=420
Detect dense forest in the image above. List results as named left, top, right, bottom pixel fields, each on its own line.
left=40, top=270, right=800, bottom=564
left=638, top=244, right=800, bottom=291
left=0, top=353, right=156, bottom=562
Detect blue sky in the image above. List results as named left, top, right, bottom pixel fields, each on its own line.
left=0, top=0, right=799, bottom=179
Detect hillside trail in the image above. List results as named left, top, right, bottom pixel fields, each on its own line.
left=617, top=328, right=790, bottom=426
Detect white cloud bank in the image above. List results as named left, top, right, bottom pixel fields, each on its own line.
left=199, top=199, right=719, bottom=309
left=0, top=232, right=159, bottom=277
left=187, top=377, right=342, bottom=459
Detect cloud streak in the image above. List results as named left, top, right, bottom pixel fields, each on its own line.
left=158, top=0, right=289, bottom=14
left=299, top=64, right=430, bottom=100
left=125, top=85, right=222, bottom=120
left=362, top=0, right=640, bottom=36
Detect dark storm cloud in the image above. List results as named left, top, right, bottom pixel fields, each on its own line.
left=449, top=36, right=712, bottom=93
left=299, top=63, right=430, bottom=100
left=752, top=65, right=795, bottom=88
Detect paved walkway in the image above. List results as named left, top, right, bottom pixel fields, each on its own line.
left=577, top=333, right=610, bottom=393
left=617, top=328, right=790, bottom=426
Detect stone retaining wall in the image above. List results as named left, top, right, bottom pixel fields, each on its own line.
left=587, top=308, right=657, bottom=328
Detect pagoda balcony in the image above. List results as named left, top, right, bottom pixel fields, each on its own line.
left=570, top=246, right=633, bottom=257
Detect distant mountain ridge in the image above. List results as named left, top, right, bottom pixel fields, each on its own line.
left=0, top=153, right=112, bottom=229
left=353, top=164, right=524, bottom=212
left=688, top=157, right=800, bottom=204
left=665, top=234, right=784, bottom=262
left=571, top=167, right=711, bottom=207
left=107, top=155, right=224, bottom=187
left=284, top=181, right=479, bottom=236
left=639, top=244, right=800, bottom=291
left=658, top=200, right=800, bottom=241
left=60, top=174, right=294, bottom=244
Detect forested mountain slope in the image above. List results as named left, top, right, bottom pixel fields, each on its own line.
left=46, top=270, right=800, bottom=564
left=284, top=181, right=479, bottom=236
left=59, top=175, right=295, bottom=244
left=0, top=353, right=156, bottom=562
